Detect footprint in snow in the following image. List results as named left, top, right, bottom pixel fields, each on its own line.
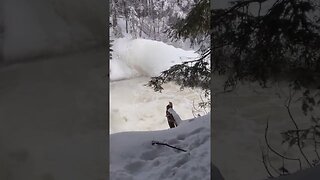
left=124, top=160, right=146, bottom=174
left=152, top=159, right=160, bottom=166
left=189, top=127, right=205, bottom=136
left=177, top=134, right=186, bottom=141
left=188, top=138, right=202, bottom=150
left=111, top=170, right=133, bottom=180
left=173, top=154, right=189, bottom=168
left=167, top=139, right=179, bottom=145
left=140, top=150, right=160, bottom=161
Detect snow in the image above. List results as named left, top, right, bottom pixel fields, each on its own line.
left=212, top=76, right=320, bottom=180
left=110, top=38, right=199, bottom=81
left=2, top=0, right=106, bottom=61
left=0, top=48, right=107, bottom=179
left=109, top=37, right=212, bottom=179
left=110, top=113, right=211, bottom=180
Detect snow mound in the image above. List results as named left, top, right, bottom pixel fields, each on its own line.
left=110, top=113, right=211, bottom=180
left=110, top=38, right=199, bottom=81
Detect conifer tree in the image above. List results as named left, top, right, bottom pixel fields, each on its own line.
left=211, top=0, right=320, bottom=89
left=147, top=0, right=211, bottom=99
left=148, top=0, right=320, bottom=93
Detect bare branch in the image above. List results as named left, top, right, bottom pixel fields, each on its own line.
left=265, top=119, right=302, bottom=170
left=285, top=89, right=313, bottom=167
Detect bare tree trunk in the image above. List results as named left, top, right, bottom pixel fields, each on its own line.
left=139, top=18, right=143, bottom=37
left=123, top=0, right=128, bottom=33
left=157, top=19, right=160, bottom=34
left=111, top=1, right=117, bottom=27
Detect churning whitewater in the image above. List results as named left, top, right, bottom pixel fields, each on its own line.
left=110, top=38, right=208, bottom=134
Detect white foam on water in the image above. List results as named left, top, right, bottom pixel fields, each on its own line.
left=110, top=77, right=208, bottom=134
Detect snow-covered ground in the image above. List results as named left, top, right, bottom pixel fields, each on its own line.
left=2, top=0, right=106, bottom=61
left=212, top=77, right=320, bottom=180
left=110, top=12, right=319, bottom=180
left=110, top=113, right=211, bottom=180
left=110, top=38, right=212, bottom=179
left=0, top=48, right=107, bottom=180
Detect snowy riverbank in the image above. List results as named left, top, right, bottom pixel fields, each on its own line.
left=110, top=113, right=212, bottom=180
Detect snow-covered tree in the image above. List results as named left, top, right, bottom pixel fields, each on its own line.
left=109, top=0, right=197, bottom=42
left=147, top=0, right=211, bottom=104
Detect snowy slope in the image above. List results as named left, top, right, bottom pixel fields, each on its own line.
left=212, top=76, right=320, bottom=180
left=110, top=113, right=211, bottom=180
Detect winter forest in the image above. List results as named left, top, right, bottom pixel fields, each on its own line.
left=1, top=0, right=319, bottom=179
left=109, top=0, right=211, bottom=180
left=110, top=0, right=320, bottom=180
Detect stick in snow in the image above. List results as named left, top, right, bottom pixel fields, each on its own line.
left=151, top=141, right=187, bottom=152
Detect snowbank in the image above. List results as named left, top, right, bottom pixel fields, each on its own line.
left=110, top=113, right=212, bottom=180
left=2, top=0, right=106, bottom=61
left=110, top=38, right=199, bottom=81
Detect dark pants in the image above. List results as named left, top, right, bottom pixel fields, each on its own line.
left=166, top=109, right=177, bottom=128
left=168, top=121, right=176, bottom=128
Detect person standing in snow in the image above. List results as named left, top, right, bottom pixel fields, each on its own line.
left=166, top=102, right=178, bottom=128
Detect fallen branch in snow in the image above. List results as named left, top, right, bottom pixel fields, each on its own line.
left=151, top=141, right=187, bottom=152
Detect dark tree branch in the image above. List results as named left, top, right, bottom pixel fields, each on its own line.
left=265, top=119, right=302, bottom=170
left=152, top=141, right=187, bottom=152
left=260, top=144, right=275, bottom=178
left=285, top=89, right=313, bottom=167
